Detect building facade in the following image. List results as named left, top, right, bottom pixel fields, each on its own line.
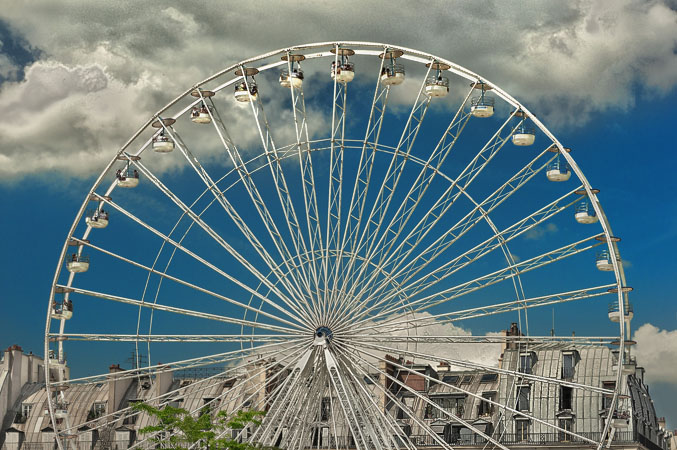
left=0, top=331, right=670, bottom=450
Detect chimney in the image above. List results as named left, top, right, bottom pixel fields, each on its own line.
left=108, top=364, right=132, bottom=414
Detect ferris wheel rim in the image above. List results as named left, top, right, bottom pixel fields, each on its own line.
left=45, top=41, right=630, bottom=450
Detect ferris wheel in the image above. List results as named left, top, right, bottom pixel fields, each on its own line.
left=46, top=42, right=634, bottom=450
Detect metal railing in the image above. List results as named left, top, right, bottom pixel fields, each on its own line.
left=609, top=302, right=634, bottom=314
left=407, top=430, right=638, bottom=446
left=3, top=431, right=666, bottom=450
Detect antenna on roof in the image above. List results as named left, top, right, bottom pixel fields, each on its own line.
left=551, top=308, right=555, bottom=337
left=125, top=349, right=147, bottom=370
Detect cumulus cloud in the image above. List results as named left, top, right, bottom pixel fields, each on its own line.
left=357, top=311, right=503, bottom=371
left=634, top=323, right=677, bottom=384
left=0, top=0, right=675, bottom=179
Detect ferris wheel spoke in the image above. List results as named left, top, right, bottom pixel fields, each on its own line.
left=322, top=45, right=351, bottom=325
left=129, top=345, right=307, bottom=449
left=251, top=349, right=313, bottom=444
left=323, top=348, right=375, bottom=450
left=183, top=107, right=315, bottom=315
left=363, top=188, right=585, bottom=321
left=152, top=127, right=315, bottom=324
left=73, top=238, right=309, bottom=331
left=331, top=345, right=446, bottom=450
left=54, top=340, right=296, bottom=387
left=226, top=348, right=314, bottom=447
left=57, top=339, right=307, bottom=435
left=48, top=333, right=305, bottom=343
left=340, top=63, right=434, bottom=315
left=344, top=341, right=600, bottom=446
left=353, top=284, right=615, bottom=336
left=327, top=57, right=391, bottom=328
left=380, top=232, right=604, bottom=323
left=342, top=88, right=475, bottom=314
left=58, top=284, right=301, bottom=334
left=348, top=334, right=618, bottom=351
left=235, top=79, right=318, bottom=306
left=333, top=349, right=416, bottom=450
left=91, top=189, right=315, bottom=328
left=284, top=54, right=324, bottom=310
left=356, top=146, right=556, bottom=310
left=342, top=344, right=509, bottom=450
left=345, top=339, right=618, bottom=397
left=284, top=366, right=330, bottom=450
left=347, top=119, right=534, bottom=314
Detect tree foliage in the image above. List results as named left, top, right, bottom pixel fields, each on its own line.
left=132, top=402, right=276, bottom=450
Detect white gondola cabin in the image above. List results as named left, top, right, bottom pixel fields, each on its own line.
left=470, top=82, right=494, bottom=117
left=48, top=350, right=66, bottom=369
left=330, top=47, right=355, bottom=84
left=512, top=124, right=536, bottom=146
left=151, top=117, right=176, bottom=153
left=425, top=61, right=450, bottom=98
left=608, top=302, right=633, bottom=323
left=279, top=69, right=304, bottom=88
left=330, top=61, right=355, bottom=83
left=575, top=200, right=598, bottom=224
left=596, top=250, right=614, bottom=271
left=425, top=76, right=449, bottom=97
left=52, top=299, right=73, bottom=320
left=379, top=49, right=405, bottom=86
left=54, top=403, right=68, bottom=419
left=546, top=157, right=571, bottom=181
left=234, top=81, right=258, bottom=102
left=380, top=64, right=405, bottom=86
left=152, top=130, right=175, bottom=152
left=191, top=104, right=212, bottom=124
left=66, top=253, right=89, bottom=273
left=611, top=411, right=630, bottom=428
left=280, top=54, right=306, bottom=89
left=85, top=209, right=109, bottom=229
left=471, top=96, right=495, bottom=117
left=116, top=168, right=139, bottom=188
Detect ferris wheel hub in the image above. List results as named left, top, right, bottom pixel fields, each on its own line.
left=314, top=326, right=334, bottom=346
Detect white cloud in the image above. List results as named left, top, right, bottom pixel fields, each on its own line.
left=0, top=0, right=675, bottom=179
left=361, top=311, right=503, bottom=371
left=634, top=323, right=677, bottom=384
left=524, top=222, right=559, bottom=240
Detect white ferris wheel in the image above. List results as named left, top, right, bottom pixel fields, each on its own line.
left=46, top=42, right=634, bottom=450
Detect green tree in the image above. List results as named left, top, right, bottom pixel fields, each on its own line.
left=133, top=402, right=276, bottom=450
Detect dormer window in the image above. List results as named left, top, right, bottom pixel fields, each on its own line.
left=562, top=351, right=579, bottom=379
left=519, top=352, right=536, bottom=374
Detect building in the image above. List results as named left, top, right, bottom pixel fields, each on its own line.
left=0, top=326, right=670, bottom=450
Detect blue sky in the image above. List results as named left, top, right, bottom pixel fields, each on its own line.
left=1, top=0, right=676, bottom=429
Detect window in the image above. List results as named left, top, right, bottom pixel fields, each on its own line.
left=516, top=386, right=530, bottom=411
left=478, top=392, right=495, bottom=416
left=429, top=395, right=465, bottom=419
left=558, top=418, right=573, bottom=441
left=515, top=419, right=529, bottom=441
left=562, top=352, right=576, bottom=378
left=519, top=353, right=535, bottom=374
left=602, top=382, right=615, bottom=410
left=93, top=402, right=106, bottom=418
left=321, top=397, right=331, bottom=421
left=22, top=403, right=33, bottom=418
left=480, top=373, right=498, bottom=383
left=461, top=375, right=473, bottom=384
left=560, top=386, right=573, bottom=410
left=363, top=375, right=375, bottom=385
left=201, top=398, right=216, bottom=416
left=442, top=375, right=459, bottom=384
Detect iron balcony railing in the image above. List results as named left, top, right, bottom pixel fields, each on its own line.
left=3, top=431, right=667, bottom=450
